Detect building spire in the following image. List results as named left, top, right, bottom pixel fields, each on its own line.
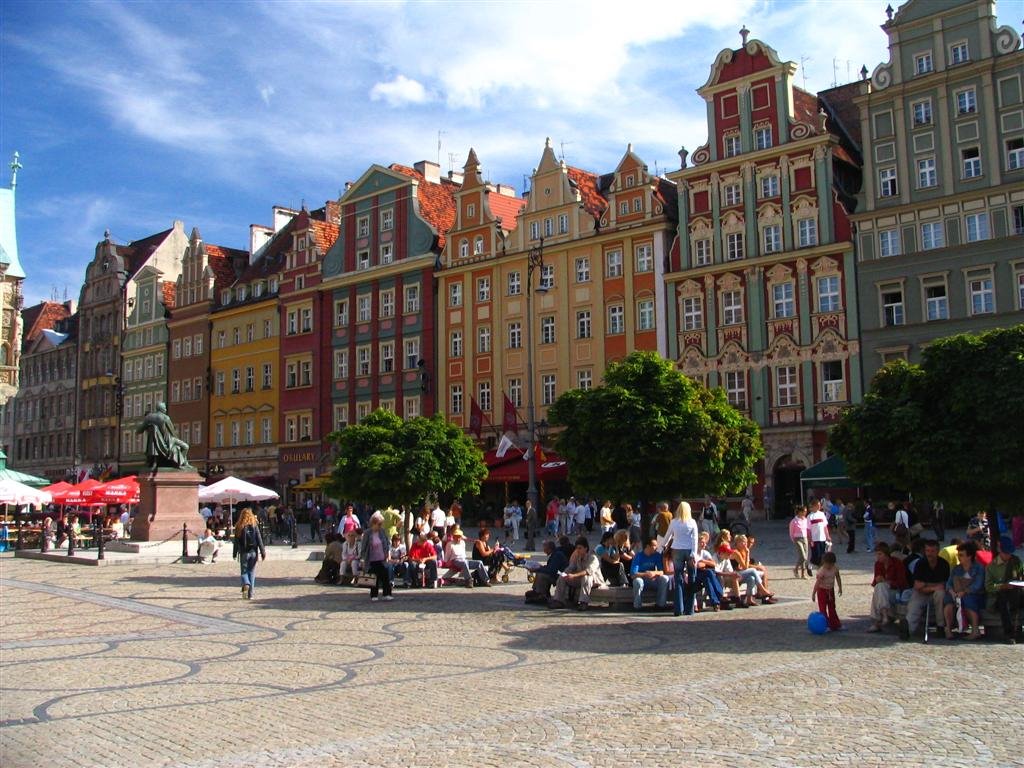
left=739, top=25, right=750, bottom=45
left=9, top=152, right=22, bottom=189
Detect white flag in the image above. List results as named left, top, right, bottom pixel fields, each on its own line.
left=495, top=433, right=515, bottom=458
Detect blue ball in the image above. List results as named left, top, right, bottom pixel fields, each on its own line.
left=807, top=611, right=829, bottom=635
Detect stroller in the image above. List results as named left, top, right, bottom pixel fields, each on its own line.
left=493, top=542, right=528, bottom=583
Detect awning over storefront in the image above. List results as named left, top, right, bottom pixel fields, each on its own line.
left=800, top=455, right=858, bottom=501
left=483, top=447, right=568, bottom=484
left=293, top=474, right=331, bottom=492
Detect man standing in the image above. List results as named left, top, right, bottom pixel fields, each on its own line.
left=430, top=503, right=446, bottom=538
left=843, top=502, right=859, bottom=554
left=807, top=499, right=830, bottom=570
left=630, top=538, right=672, bottom=610
left=906, top=539, right=949, bottom=636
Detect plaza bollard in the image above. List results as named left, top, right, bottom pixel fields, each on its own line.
left=16, top=519, right=24, bottom=551
left=291, top=518, right=298, bottom=549
left=182, top=522, right=189, bottom=561
left=67, top=524, right=75, bottom=557
left=96, top=520, right=105, bottom=561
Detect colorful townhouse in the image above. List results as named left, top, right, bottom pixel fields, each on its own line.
left=321, top=160, right=457, bottom=434
left=276, top=204, right=339, bottom=497
left=664, top=32, right=862, bottom=515
left=436, top=142, right=677, bottom=440
left=851, top=0, right=1023, bottom=381
left=167, top=227, right=247, bottom=477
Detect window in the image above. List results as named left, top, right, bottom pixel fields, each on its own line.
left=577, top=370, right=593, bottom=391
left=541, top=316, right=555, bottom=344
left=507, top=271, right=521, bottom=296
left=404, top=338, right=419, bottom=369
left=231, top=421, right=240, bottom=447
left=1017, top=267, right=1024, bottom=309
left=637, top=299, right=654, bottom=331
left=962, top=147, right=982, bottom=179
left=403, top=284, right=421, bottom=313
left=726, top=232, right=744, bottom=261
left=967, top=270, right=994, bottom=315
left=633, top=197, right=642, bottom=213
left=920, top=221, right=944, bottom=250
left=380, top=342, right=394, bottom=373
left=682, top=297, right=703, bottom=330
left=508, top=378, right=522, bottom=408
left=379, top=243, right=393, bottom=265
left=215, top=423, right=224, bottom=448
left=879, top=167, right=898, bottom=197
left=172, top=339, right=181, bottom=359
left=380, top=207, right=393, bottom=231
left=171, top=381, right=181, bottom=403
left=539, top=264, right=554, bottom=290
left=357, top=295, right=371, bottom=322
left=606, top=250, right=623, bottom=277
left=544, top=218, right=553, bottom=237
left=474, top=235, right=484, bottom=255
left=231, top=368, right=241, bottom=393
left=356, top=402, right=372, bottom=422
left=956, top=88, right=976, bottom=115
left=1008, top=138, right=1024, bottom=171
left=722, top=290, right=744, bottom=325
left=917, top=157, right=937, bottom=188
left=762, top=225, right=782, bottom=254
left=776, top=365, right=798, bottom=407
left=245, top=366, right=254, bottom=392
left=912, top=100, right=932, bottom=126
left=724, top=135, right=741, bottom=157
left=879, top=229, right=901, bottom=257
left=881, top=286, right=905, bottom=326
left=772, top=283, right=795, bottom=318
left=760, top=175, right=779, bottom=198
left=949, top=41, right=969, bottom=65
left=508, top=322, right=522, bottom=349
left=477, top=277, right=490, bottom=302
left=608, top=305, right=624, bottom=334
left=285, top=362, right=297, bottom=389
left=450, top=384, right=463, bottom=415
left=724, top=184, right=742, bottom=206
left=576, top=310, right=591, bottom=339
left=914, top=51, right=933, bottom=75
left=263, top=319, right=272, bottom=338
left=725, top=371, right=746, bottom=409
left=244, top=419, right=254, bottom=446
left=754, top=126, right=772, bottom=150
left=459, top=239, right=469, bottom=258
left=449, top=282, right=462, bottom=307
left=821, top=361, right=844, bottom=403
left=529, top=221, right=540, bottom=240
left=215, top=371, right=225, bottom=396
left=403, top=398, right=419, bottom=420
left=558, top=213, right=569, bottom=234
left=575, top=257, right=590, bottom=283
left=357, top=346, right=371, bottom=376
left=356, top=250, right=370, bottom=271
left=694, top=239, right=711, bottom=266
left=478, top=381, right=492, bottom=412
left=635, top=245, right=653, bottom=273
left=817, top=276, right=840, bottom=313
left=965, top=212, right=989, bottom=242
left=1014, top=205, right=1024, bottom=236
left=300, top=307, right=313, bottom=332
left=450, top=331, right=463, bottom=358
left=477, top=326, right=491, bottom=353
left=541, top=374, right=556, bottom=406
left=379, top=290, right=395, bottom=318
left=356, top=215, right=369, bottom=238
left=923, top=276, right=949, bottom=321
left=797, top=218, right=818, bottom=248
left=262, top=362, right=272, bottom=388
left=286, top=311, right=298, bottom=335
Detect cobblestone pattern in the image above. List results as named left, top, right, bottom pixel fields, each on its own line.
left=0, top=523, right=1020, bottom=768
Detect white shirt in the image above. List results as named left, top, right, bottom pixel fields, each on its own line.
left=445, top=540, right=468, bottom=562
left=574, top=504, right=586, bottom=523
left=430, top=507, right=446, bottom=529
left=665, top=518, right=699, bottom=552
left=808, top=510, right=829, bottom=542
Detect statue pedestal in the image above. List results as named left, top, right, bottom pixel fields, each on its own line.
left=132, top=471, right=203, bottom=542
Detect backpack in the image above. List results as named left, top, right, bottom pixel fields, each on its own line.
left=243, top=525, right=257, bottom=552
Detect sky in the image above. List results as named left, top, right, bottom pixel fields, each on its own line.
left=0, top=0, right=899, bottom=307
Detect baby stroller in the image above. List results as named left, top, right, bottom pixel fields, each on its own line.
left=493, top=543, right=528, bottom=583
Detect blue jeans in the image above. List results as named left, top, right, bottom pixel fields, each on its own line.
left=864, top=523, right=876, bottom=551
left=239, top=551, right=259, bottom=590
left=696, top=567, right=725, bottom=606
left=633, top=575, right=671, bottom=608
left=671, top=548, right=695, bottom=615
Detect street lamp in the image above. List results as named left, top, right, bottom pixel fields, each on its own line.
left=525, top=237, right=547, bottom=550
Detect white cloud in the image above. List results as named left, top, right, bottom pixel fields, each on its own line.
left=370, top=75, right=430, bottom=107
left=259, top=84, right=275, bottom=106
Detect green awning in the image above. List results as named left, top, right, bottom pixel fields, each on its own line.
left=800, top=455, right=853, bottom=486
left=0, top=450, right=50, bottom=487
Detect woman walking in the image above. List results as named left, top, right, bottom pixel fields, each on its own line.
left=663, top=502, right=699, bottom=617
left=360, top=514, right=393, bottom=602
left=233, top=507, right=266, bottom=599
left=789, top=505, right=810, bottom=578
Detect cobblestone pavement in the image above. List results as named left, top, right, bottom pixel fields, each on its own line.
left=1, top=523, right=1021, bottom=768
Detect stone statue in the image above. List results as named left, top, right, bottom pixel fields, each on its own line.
left=137, top=402, right=193, bottom=470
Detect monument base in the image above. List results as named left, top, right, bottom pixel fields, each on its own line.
left=132, top=470, right=204, bottom=542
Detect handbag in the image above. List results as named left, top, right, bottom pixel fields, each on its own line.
left=662, top=549, right=675, bottom=575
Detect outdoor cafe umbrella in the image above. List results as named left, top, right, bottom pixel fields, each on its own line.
left=197, top=476, right=279, bottom=529
left=0, top=479, right=53, bottom=506
left=92, top=476, right=141, bottom=505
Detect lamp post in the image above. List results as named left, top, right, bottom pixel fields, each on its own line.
left=525, top=238, right=546, bottom=550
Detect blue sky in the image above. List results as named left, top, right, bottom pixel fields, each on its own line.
left=1, top=0, right=896, bottom=306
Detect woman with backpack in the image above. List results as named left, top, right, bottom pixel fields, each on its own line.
left=233, top=507, right=266, bottom=600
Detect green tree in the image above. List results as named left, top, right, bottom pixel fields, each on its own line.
left=326, top=409, right=487, bottom=535
left=830, top=325, right=1024, bottom=510
left=548, top=351, right=763, bottom=502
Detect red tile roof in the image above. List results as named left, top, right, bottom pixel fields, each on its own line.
left=390, top=164, right=459, bottom=249
left=487, top=191, right=525, bottom=231
left=793, top=88, right=821, bottom=131
left=818, top=81, right=863, bottom=152
left=205, top=244, right=246, bottom=293
left=566, top=167, right=608, bottom=217
left=20, top=301, right=71, bottom=349
left=160, top=281, right=176, bottom=310
left=308, top=219, right=340, bottom=254
left=653, top=178, right=678, bottom=219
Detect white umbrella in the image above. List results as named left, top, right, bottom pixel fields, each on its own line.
left=198, top=476, right=279, bottom=529
left=0, top=479, right=53, bottom=506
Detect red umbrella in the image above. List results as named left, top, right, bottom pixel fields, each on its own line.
left=92, top=476, right=140, bottom=504
left=58, top=478, right=103, bottom=505
left=42, top=481, right=76, bottom=497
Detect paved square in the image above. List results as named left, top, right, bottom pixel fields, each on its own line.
left=1, top=524, right=1020, bottom=768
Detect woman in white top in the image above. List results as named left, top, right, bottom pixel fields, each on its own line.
left=663, top=502, right=700, bottom=617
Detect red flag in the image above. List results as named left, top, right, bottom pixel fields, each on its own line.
left=469, top=396, right=483, bottom=439
left=503, top=393, right=519, bottom=434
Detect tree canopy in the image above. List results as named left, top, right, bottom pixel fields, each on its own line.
left=325, top=409, right=487, bottom=511
left=829, top=324, right=1024, bottom=510
left=547, top=351, right=763, bottom=502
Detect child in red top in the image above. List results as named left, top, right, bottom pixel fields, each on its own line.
left=812, top=552, right=843, bottom=631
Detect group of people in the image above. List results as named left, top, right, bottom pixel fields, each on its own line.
left=525, top=501, right=777, bottom=614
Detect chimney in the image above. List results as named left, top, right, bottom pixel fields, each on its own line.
left=250, top=224, right=273, bottom=257
left=414, top=160, right=441, bottom=184
left=495, top=184, right=518, bottom=198
left=448, top=170, right=464, bottom=185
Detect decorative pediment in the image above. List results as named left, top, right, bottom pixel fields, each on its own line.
left=689, top=218, right=712, bottom=235
left=719, top=340, right=748, bottom=369
left=678, top=279, right=703, bottom=298
left=792, top=195, right=817, bottom=218
left=716, top=272, right=743, bottom=291
left=811, top=328, right=846, bottom=359
left=721, top=211, right=744, bottom=231
left=757, top=203, right=782, bottom=223
left=810, top=255, right=839, bottom=275
left=766, top=263, right=793, bottom=283
left=699, top=39, right=787, bottom=91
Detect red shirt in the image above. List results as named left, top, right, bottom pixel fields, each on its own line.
left=408, top=540, right=436, bottom=561
left=873, top=557, right=908, bottom=590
